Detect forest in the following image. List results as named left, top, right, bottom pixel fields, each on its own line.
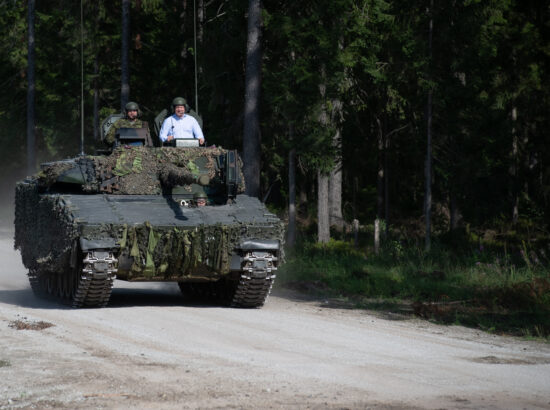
left=1, top=0, right=549, bottom=336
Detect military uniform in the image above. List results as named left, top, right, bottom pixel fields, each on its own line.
left=105, top=118, right=150, bottom=146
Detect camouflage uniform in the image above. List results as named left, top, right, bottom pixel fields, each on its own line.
left=105, top=118, right=150, bottom=146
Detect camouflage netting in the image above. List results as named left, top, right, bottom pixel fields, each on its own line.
left=37, top=161, right=76, bottom=187
left=113, top=221, right=285, bottom=280
left=36, top=146, right=246, bottom=195
left=15, top=179, right=285, bottom=280
left=15, top=180, right=77, bottom=273
left=16, top=146, right=283, bottom=280
left=159, top=163, right=205, bottom=188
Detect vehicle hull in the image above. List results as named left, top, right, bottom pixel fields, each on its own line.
left=15, top=180, right=283, bottom=307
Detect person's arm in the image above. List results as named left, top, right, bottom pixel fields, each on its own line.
left=159, top=118, right=172, bottom=142
left=192, top=118, right=205, bottom=144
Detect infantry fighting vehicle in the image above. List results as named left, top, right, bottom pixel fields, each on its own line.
left=14, top=118, right=284, bottom=308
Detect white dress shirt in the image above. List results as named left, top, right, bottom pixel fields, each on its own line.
left=159, top=114, right=204, bottom=142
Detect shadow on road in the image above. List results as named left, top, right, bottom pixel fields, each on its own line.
left=271, top=286, right=413, bottom=321
left=0, top=288, right=65, bottom=310
left=109, top=283, right=225, bottom=309
left=110, top=287, right=196, bottom=308
left=0, top=284, right=225, bottom=310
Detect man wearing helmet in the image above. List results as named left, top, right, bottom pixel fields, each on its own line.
left=193, top=191, right=208, bottom=207
left=105, top=101, right=150, bottom=146
left=159, top=97, right=205, bottom=145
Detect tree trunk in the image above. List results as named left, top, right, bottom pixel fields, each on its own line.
left=375, top=118, right=383, bottom=253
left=376, top=118, right=384, bottom=221
left=193, top=0, right=205, bottom=112
left=329, top=99, right=343, bottom=230
left=424, top=0, right=434, bottom=252
left=450, top=191, right=459, bottom=230
left=353, top=219, right=359, bottom=248
left=197, top=0, right=204, bottom=44
left=27, top=0, right=36, bottom=176
left=318, top=170, right=330, bottom=243
left=92, top=1, right=100, bottom=141
left=317, top=68, right=331, bottom=243
left=299, top=186, right=308, bottom=207
left=384, top=133, right=390, bottom=238
left=242, top=0, right=262, bottom=198
left=510, top=106, right=519, bottom=225
left=425, top=99, right=433, bottom=250
left=93, top=54, right=99, bottom=141
left=287, top=125, right=296, bottom=248
left=121, top=0, right=130, bottom=110
left=374, top=218, right=380, bottom=255
left=180, top=0, right=188, bottom=70
left=329, top=164, right=343, bottom=229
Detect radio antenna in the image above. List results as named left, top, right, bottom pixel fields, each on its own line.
left=193, top=0, right=199, bottom=114
left=80, top=0, right=85, bottom=155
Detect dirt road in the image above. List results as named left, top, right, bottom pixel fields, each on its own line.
left=1, top=227, right=550, bottom=409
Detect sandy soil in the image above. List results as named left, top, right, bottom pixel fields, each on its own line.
left=1, top=226, right=550, bottom=409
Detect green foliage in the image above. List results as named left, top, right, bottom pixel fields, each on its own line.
left=279, top=236, right=550, bottom=338
left=1, top=0, right=549, bottom=244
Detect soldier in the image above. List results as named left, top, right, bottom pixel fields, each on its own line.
left=159, top=97, right=205, bottom=145
left=105, top=101, right=150, bottom=146
left=194, top=191, right=208, bottom=207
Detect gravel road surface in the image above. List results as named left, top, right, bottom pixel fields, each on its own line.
left=1, top=226, right=550, bottom=409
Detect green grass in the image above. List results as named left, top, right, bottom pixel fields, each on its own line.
left=278, top=238, right=550, bottom=339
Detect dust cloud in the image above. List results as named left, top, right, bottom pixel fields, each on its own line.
left=0, top=167, right=24, bottom=229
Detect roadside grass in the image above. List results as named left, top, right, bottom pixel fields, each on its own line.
left=277, top=238, right=550, bottom=340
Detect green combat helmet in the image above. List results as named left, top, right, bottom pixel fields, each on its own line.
left=194, top=190, right=208, bottom=206
left=124, top=101, right=141, bottom=117
left=171, top=97, right=190, bottom=112
left=155, top=98, right=203, bottom=135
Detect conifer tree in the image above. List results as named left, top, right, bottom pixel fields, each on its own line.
left=27, top=0, right=36, bottom=175
left=243, top=0, right=262, bottom=198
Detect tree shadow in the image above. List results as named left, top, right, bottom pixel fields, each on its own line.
left=271, top=286, right=414, bottom=321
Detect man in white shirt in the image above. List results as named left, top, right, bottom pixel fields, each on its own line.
left=159, top=97, right=205, bottom=145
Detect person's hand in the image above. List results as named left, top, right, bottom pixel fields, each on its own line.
left=167, top=135, right=174, bottom=141
left=199, top=138, right=205, bottom=145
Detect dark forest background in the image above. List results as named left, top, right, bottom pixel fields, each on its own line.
left=1, top=0, right=549, bottom=246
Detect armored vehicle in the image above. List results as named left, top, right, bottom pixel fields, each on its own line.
left=14, top=119, right=284, bottom=308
